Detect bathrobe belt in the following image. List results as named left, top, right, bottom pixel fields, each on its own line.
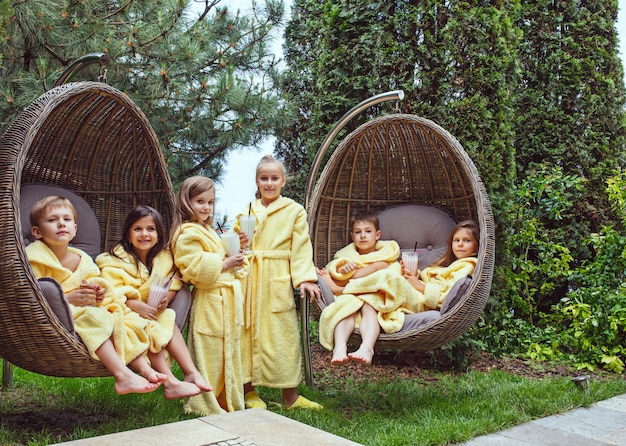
left=214, top=277, right=245, bottom=327
left=246, top=250, right=291, bottom=338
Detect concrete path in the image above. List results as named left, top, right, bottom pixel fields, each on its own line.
left=459, top=393, right=626, bottom=445
left=51, top=408, right=363, bottom=446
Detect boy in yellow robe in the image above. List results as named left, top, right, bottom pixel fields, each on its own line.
left=318, top=212, right=421, bottom=366
left=26, top=196, right=161, bottom=395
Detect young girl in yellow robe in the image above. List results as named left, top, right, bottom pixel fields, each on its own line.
left=96, top=205, right=212, bottom=400
left=170, top=176, right=248, bottom=416
left=234, top=155, right=323, bottom=411
left=402, top=220, right=479, bottom=309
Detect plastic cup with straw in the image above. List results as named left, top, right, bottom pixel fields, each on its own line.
left=239, top=203, right=256, bottom=254
left=402, top=242, right=419, bottom=276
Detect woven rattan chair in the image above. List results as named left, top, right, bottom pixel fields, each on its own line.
left=301, top=91, right=495, bottom=386
left=0, top=81, right=175, bottom=379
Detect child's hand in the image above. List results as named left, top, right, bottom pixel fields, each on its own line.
left=299, top=281, right=321, bottom=304
left=338, top=261, right=358, bottom=275
left=238, top=232, right=250, bottom=249
left=66, top=281, right=98, bottom=306
left=136, top=301, right=158, bottom=320
left=223, top=253, right=244, bottom=271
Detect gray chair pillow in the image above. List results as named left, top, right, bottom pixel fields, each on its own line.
left=316, top=273, right=336, bottom=308
left=20, top=183, right=101, bottom=259
left=440, top=275, right=473, bottom=314
left=169, top=285, right=192, bottom=330
left=38, top=277, right=75, bottom=334
left=401, top=310, right=442, bottom=330
left=378, top=204, right=456, bottom=270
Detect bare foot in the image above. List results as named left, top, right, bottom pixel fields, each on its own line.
left=163, top=379, right=202, bottom=400
left=348, top=347, right=374, bottom=366
left=114, top=373, right=160, bottom=395
left=143, top=369, right=168, bottom=384
left=184, top=371, right=213, bottom=392
left=331, top=345, right=350, bottom=366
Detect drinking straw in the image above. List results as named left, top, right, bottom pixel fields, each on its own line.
left=164, top=268, right=179, bottom=289
left=248, top=202, right=252, bottom=216
left=414, top=242, right=418, bottom=253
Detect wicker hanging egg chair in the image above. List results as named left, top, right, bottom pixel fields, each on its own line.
left=301, top=91, right=495, bottom=385
left=0, top=81, right=175, bottom=378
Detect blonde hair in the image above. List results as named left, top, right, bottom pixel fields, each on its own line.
left=171, top=176, right=215, bottom=237
left=30, top=196, right=77, bottom=227
left=255, top=154, right=285, bottom=199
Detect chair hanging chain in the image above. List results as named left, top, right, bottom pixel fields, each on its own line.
left=395, top=98, right=401, bottom=114
left=98, top=67, right=108, bottom=84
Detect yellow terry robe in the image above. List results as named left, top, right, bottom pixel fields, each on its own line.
left=319, top=241, right=425, bottom=350
left=235, top=197, right=317, bottom=388
left=26, top=240, right=149, bottom=364
left=420, top=257, right=477, bottom=310
left=96, top=246, right=180, bottom=354
left=172, top=222, right=248, bottom=416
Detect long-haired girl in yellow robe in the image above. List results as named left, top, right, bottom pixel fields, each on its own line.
left=170, top=176, right=248, bottom=416
left=97, top=205, right=212, bottom=400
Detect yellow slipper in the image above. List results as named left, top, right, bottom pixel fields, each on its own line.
left=244, top=390, right=267, bottom=410
left=285, top=395, right=324, bottom=410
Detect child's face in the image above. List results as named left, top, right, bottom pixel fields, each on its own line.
left=129, top=215, right=158, bottom=258
left=31, top=205, right=77, bottom=247
left=190, top=188, right=215, bottom=223
left=351, top=220, right=380, bottom=254
left=452, top=228, right=478, bottom=259
left=256, top=163, right=286, bottom=205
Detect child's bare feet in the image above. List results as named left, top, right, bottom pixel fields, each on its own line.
left=331, top=345, right=350, bottom=365
left=143, top=369, right=168, bottom=384
left=114, top=373, right=160, bottom=395
left=163, top=379, right=202, bottom=400
left=184, top=371, right=213, bottom=392
left=348, top=347, right=374, bottom=365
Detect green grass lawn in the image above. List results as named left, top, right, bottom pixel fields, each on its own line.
left=2, top=351, right=626, bottom=446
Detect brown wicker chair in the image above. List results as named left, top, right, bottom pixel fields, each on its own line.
left=0, top=81, right=175, bottom=378
left=301, top=91, right=495, bottom=386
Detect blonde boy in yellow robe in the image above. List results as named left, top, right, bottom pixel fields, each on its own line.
left=97, top=205, right=212, bottom=400
left=234, top=155, right=323, bottom=411
left=317, top=212, right=421, bottom=366
left=170, top=176, right=249, bottom=416
left=26, top=196, right=161, bottom=395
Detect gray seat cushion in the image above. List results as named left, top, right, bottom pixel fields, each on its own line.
left=38, top=277, right=75, bottom=335
left=20, top=183, right=101, bottom=258
left=378, top=204, right=456, bottom=270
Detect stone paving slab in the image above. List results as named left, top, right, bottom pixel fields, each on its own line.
left=459, top=394, right=626, bottom=446
left=52, top=408, right=362, bottom=446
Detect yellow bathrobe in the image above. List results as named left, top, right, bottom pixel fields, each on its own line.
left=171, top=222, right=248, bottom=416
left=420, top=257, right=477, bottom=310
left=26, top=240, right=149, bottom=364
left=319, top=240, right=425, bottom=350
left=319, top=255, right=477, bottom=350
left=235, top=197, right=317, bottom=388
left=96, top=246, right=180, bottom=354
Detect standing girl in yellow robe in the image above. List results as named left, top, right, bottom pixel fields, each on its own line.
left=96, top=205, right=212, bottom=400
left=235, top=155, right=323, bottom=411
left=170, top=176, right=248, bottom=416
